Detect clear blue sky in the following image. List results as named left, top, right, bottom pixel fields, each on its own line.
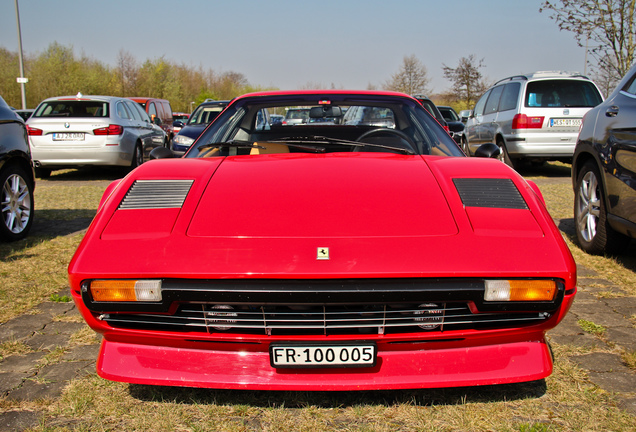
left=0, top=0, right=588, bottom=94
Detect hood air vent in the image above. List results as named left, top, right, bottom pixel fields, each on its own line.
left=119, top=180, right=194, bottom=209
left=453, top=178, right=528, bottom=209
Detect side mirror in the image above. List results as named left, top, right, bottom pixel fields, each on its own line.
left=173, top=120, right=184, bottom=128
left=150, top=146, right=175, bottom=160
left=474, top=143, right=501, bottom=159
left=459, top=110, right=472, bottom=122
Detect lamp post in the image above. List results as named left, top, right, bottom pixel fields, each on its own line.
left=14, top=0, right=27, bottom=109
left=190, top=101, right=195, bottom=113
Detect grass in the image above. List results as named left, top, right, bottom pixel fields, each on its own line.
left=0, top=165, right=635, bottom=431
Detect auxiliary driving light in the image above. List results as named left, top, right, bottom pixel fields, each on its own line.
left=484, top=279, right=556, bottom=302
left=205, top=305, right=237, bottom=331
left=90, top=280, right=162, bottom=302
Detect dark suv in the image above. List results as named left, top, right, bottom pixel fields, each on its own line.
left=572, top=64, right=636, bottom=254
left=0, top=96, right=35, bottom=240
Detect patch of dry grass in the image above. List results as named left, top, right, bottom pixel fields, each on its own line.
left=12, top=344, right=630, bottom=431
left=2, top=166, right=636, bottom=430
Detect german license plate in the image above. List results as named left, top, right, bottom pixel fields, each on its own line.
left=550, top=118, right=581, bottom=127
left=53, top=133, right=85, bottom=141
left=270, top=343, right=376, bottom=368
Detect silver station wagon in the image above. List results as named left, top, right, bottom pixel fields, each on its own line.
left=464, top=72, right=603, bottom=168
left=27, top=94, right=166, bottom=178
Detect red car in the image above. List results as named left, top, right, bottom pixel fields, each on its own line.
left=68, top=90, right=576, bottom=391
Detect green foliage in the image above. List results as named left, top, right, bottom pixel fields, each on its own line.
left=0, top=42, right=271, bottom=111
left=50, top=293, right=72, bottom=303
left=577, top=319, right=606, bottom=336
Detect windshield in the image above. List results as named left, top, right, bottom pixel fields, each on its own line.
left=188, top=105, right=227, bottom=125
left=34, top=101, right=109, bottom=118
left=525, top=80, right=603, bottom=108
left=185, top=94, right=463, bottom=158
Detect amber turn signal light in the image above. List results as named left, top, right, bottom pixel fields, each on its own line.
left=90, top=280, right=162, bottom=302
left=484, top=279, right=556, bottom=302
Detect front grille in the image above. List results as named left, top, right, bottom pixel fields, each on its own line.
left=99, top=302, right=550, bottom=336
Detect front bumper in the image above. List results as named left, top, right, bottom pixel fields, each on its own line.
left=96, top=336, right=553, bottom=390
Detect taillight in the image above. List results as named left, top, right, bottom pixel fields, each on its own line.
left=443, top=125, right=450, bottom=132
left=26, top=125, right=42, bottom=136
left=93, top=125, right=124, bottom=135
left=512, top=114, right=544, bottom=129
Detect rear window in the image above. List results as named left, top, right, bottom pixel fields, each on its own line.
left=34, top=101, right=109, bottom=118
left=525, top=79, right=602, bottom=108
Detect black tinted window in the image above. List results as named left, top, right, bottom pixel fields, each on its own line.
left=499, top=83, right=520, bottom=111
left=34, top=101, right=109, bottom=117
left=525, top=79, right=602, bottom=107
left=473, top=90, right=490, bottom=116
left=484, top=85, right=504, bottom=114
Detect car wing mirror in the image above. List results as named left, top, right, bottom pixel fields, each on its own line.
left=150, top=147, right=175, bottom=160
left=474, top=143, right=501, bottom=159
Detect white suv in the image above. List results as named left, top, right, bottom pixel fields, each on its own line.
left=464, top=71, right=603, bottom=167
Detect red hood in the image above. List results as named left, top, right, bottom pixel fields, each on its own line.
left=188, top=153, right=457, bottom=238
left=69, top=154, right=575, bottom=288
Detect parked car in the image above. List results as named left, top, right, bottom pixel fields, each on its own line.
left=412, top=95, right=449, bottom=132
left=172, top=112, right=190, bottom=134
left=464, top=71, right=604, bottom=167
left=438, top=106, right=466, bottom=148
left=572, top=64, right=636, bottom=254
left=69, top=90, right=576, bottom=391
left=269, top=114, right=284, bottom=126
left=282, top=107, right=310, bottom=125
left=0, top=96, right=35, bottom=241
left=12, top=108, right=34, bottom=122
left=127, top=97, right=174, bottom=146
left=171, top=100, right=229, bottom=155
left=27, top=94, right=166, bottom=178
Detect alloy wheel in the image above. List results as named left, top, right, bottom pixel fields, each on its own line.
left=2, top=173, right=32, bottom=234
left=576, top=170, right=601, bottom=243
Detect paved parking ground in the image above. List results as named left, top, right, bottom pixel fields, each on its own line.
left=1, top=195, right=635, bottom=430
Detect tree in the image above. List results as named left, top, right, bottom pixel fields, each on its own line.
left=385, top=55, right=430, bottom=95
left=540, top=0, right=636, bottom=86
left=442, top=55, right=488, bottom=109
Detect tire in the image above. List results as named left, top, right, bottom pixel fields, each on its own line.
left=130, top=143, right=143, bottom=169
left=496, top=139, right=515, bottom=168
left=574, top=161, right=629, bottom=254
left=0, top=165, right=34, bottom=241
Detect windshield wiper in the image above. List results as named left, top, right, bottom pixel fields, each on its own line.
left=275, top=135, right=415, bottom=155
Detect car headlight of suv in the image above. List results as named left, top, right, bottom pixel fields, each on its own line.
left=173, top=134, right=195, bottom=147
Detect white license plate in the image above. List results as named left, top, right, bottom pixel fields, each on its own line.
left=53, top=133, right=85, bottom=141
left=270, top=343, right=376, bottom=368
left=550, top=118, right=581, bottom=127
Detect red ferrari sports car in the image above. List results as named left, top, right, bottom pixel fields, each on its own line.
left=68, top=90, right=576, bottom=391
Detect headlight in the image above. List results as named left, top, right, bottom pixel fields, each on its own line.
left=173, top=134, right=195, bottom=147
left=484, top=280, right=556, bottom=301
left=90, top=280, right=162, bottom=302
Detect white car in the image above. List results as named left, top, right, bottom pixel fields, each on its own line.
left=27, top=94, right=166, bottom=178
left=464, top=71, right=603, bottom=168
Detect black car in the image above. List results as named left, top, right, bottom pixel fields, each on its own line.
left=438, top=105, right=467, bottom=149
left=412, top=95, right=448, bottom=131
left=572, top=64, right=636, bottom=254
left=0, top=96, right=35, bottom=241
left=171, top=100, right=229, bottom=155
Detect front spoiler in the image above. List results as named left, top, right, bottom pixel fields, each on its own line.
left=96, top=337, right=553, bottom=391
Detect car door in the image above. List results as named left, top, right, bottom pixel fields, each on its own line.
left=125, top=100, right=160, bottom=159
left=599, top=78, right=636, bottom=224
left=481, top=85, right=504, bottom=145
left=465, top=89, right=491, bottom=150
